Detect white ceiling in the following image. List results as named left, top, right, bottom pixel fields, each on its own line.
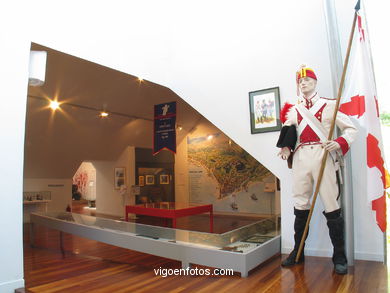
left=25, top=43, right=203, bottom=178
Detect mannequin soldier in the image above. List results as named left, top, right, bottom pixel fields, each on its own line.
left=277, top=66, right=357, bottom=275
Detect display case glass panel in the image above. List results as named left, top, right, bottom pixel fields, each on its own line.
left=34, top=211, right=280, bottom=252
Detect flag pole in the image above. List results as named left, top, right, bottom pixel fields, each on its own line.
left=295, top=2, right=360, bottom=263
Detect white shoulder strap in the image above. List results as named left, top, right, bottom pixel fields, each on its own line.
left=295, top=102, right=340, bottom=164
left=296, top=102, right=329, bottom=141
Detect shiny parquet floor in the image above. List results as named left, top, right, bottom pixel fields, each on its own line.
left=22, top=203, right=388, bottom=293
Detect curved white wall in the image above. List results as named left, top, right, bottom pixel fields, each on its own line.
left=0, top=38, right=30, bottom=291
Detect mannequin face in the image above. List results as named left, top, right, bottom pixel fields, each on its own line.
left=299, top=77, right=317, bottom=97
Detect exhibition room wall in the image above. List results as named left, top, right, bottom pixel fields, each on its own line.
left=23, top=111, right=276, bottom=220
left=23, top=178, right=72, bottom=222
left=73, top=162, right=97, bottom=202
left=70, top=147, right=137, bottom=218
left=93, top=146, right=136, bottom=217
left=0, top=0, right=387, bottom=291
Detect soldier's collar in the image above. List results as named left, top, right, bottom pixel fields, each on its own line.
left=298, top=92, right=318, bottom=104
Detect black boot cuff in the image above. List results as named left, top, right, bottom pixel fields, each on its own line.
left=323, top=208, right=341, bottom=220
left=294, top=207, right=310, bottom=218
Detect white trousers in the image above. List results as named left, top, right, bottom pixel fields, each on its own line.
left=292, top=144, right=339, bottom=213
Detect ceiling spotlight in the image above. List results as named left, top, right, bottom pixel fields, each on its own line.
left=207, top=135, right=213, bottom=140
left=177, top=125, right=183, bottom=131
left=100, top=111, right=109, bottom=118
left=49, top=100, right=60, bottom=110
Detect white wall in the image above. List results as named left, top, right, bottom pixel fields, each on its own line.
left=23, top=179, right=72, bottom=221
left=0, top=31, right=30, bottom=292
left=73, top=162, right=97, bottom=201
left=93, top=146, right=136, bottom=217
left=175, top=130, right=190, bottom=203
left=0, top=1, right=386, bottom=290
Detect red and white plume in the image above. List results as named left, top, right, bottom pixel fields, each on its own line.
left=340, top=10, right=389, bottom=232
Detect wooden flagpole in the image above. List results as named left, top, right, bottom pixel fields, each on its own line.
left=295, top=5, right=359, bottom=263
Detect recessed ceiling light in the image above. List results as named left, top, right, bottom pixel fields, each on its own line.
left=49, top=100, right=60, bottom=110
left=100, top=111, right=109, bottom=118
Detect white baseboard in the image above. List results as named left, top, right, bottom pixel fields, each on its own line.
left=354, top=252, right=384, bottom=262
left=282, top=247, right=384, bottom=262
left=0, top=279, right=25, bottom=293
left=281, top=247, right=332, bottom=258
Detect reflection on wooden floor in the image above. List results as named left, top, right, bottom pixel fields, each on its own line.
left=23, top=205, right=388, bottom=292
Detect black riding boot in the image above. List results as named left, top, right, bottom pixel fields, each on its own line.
left=282, top=208, right=310, bottom=266
left=323, top=209, right=348, bottom=275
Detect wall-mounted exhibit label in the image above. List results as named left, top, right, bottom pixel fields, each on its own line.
left=153, top=101, right=176, bottom=155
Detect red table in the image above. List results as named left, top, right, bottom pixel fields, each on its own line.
left=125, top=202, right=213, bottom=232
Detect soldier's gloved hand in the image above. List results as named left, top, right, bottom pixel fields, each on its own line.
left=278, top=147, right=291, bottom=160
left=323, top=140, right=340, bottom=152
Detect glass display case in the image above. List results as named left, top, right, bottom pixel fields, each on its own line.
left=30, top=211, right=280, bottom=277
left=23, top=191, right=51, bottom=203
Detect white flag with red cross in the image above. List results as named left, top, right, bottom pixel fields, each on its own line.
left=339, top=7, right=389, bottom=232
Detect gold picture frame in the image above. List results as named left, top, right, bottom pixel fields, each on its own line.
left=145, top=175, right=155, bottom=185
left=138, top=175, right=145, bottom=186
left=160, top=174, right=169, bottom=184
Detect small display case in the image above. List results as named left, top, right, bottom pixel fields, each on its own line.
left=23, top=191, right=52, bottom=223
left=23, top=191, right=51, bottom=203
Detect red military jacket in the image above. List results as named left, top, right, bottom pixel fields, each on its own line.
left=280, top=92, right=357, bottom=155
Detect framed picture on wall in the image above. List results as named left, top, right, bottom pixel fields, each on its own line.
left=145, top=175, right=155, bottom=185
left=249, top=87, right=282, bottom=134
left=160, top=174, right=169, bottom=184
left=138, top=175, right=145, bottom=186
left=114, top=167, right=126, bottom=189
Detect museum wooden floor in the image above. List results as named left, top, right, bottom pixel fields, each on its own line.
left=21, top=202, right=388, bottom=293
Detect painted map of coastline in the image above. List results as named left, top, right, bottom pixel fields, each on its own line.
left=187, top=133, right=270, bottom=200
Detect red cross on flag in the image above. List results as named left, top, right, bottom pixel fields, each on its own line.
left=340, top=9, right=389, bottom=232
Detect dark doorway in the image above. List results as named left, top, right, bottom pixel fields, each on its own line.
left=135, top=148, right=174, bottom=203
